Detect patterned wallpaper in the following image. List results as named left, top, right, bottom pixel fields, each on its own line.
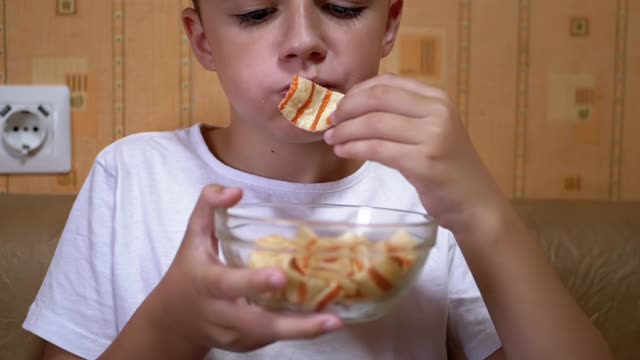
left=382, top=0, right=637, bottom=200
left=0, top=0, right=638, bottom=200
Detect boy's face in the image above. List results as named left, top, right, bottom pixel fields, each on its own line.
left=184, top=0, right=402, bottom=142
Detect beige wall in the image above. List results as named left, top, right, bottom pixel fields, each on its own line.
left=0, top=0, right=637, bottom=200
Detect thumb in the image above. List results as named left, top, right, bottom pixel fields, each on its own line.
left=187, top=185, right=243, bottom=246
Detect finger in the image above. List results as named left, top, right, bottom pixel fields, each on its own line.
left=239, top=307, right=343, bottom=342
left=205, top=301, right=342, bottom=350
left=333, top=85, right=447, bottom=125
left=348, top=73, right=447, bottom=100
left=333, top=73, right=449, bottom=124
left=207, top=266, right=288, bottom=300
left=324, top=112, right=424, bottom=146
left=186, top=185, right=243, bottom=242
left=333, top=139, right=417, bottom=172
left=255, top=312, right=342, bottom=341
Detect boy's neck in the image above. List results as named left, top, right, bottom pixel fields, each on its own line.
left=201, top=123, right=365, bottom=184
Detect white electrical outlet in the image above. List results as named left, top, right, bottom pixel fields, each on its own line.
left=0, top=86, right=71, bottom=174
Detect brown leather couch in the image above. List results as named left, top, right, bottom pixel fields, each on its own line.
left=1, top=194, right=638, bottom=359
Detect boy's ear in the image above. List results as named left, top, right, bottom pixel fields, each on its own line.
left=382, top=0, right=404, bottom=58
left=182, top=8, right=216, bottom=71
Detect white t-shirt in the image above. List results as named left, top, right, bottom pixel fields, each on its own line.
left=23, top=124, right=501, bottom=360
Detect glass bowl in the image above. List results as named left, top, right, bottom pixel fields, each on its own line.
left=214, top=203, right=438, bottom=323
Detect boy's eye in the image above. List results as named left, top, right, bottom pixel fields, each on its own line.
left=323, top=4, right=365, bottom=19
left=235, top=8, right=277, bottom=25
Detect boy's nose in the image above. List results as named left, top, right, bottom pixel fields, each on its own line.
left=279, top=4, right=327, bottom=64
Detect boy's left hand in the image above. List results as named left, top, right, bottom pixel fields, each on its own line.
left=324, top=74, right=507, bottom=237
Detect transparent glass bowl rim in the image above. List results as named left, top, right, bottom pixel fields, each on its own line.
left=216, top=202, right=436, bottom=230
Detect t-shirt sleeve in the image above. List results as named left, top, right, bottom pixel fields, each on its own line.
left=446, top=230, right=503, bottom=360
left=23, top=155, right=117, bottom=360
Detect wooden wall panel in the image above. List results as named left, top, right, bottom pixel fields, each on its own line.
left=396, top=0, right=460, bottom=95
left=179, top=0, right=192, bottom=128
left=622, top=0, right=639, bottom=200
left=526, top=0, right=617, bottom=199
left=191, top=61, right=230, bottom=128
left=176, top=0, right=229, bottom=128
left=5, top=0, right=114, bottom=194
left=513, top=0, right=531, bottom=198
left=123, top=0, right=181, bottom=135
left=467, top=0, right=519, bottom=196
left=0, top=0, right=6, bottom=193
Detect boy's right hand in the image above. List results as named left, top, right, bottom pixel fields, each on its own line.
left=143, top=185, right=342, bottom=355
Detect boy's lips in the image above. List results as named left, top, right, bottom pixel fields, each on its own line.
left=279, top=87, right=291, bottom=98
left=278, top=81, right=341, bottom=99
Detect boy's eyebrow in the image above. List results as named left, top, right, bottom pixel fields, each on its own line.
left=213, top=0, right=377, bottom=6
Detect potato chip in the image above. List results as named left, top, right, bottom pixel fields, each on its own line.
left=279, top=75, right=344, bottom=132
left=248, top=227, right=422, bottom=311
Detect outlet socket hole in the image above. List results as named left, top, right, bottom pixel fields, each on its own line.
left=38, top=105, right=50, bottom=117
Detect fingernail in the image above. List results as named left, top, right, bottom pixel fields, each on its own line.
left=324, top=129, right=335, bottom=145
left=323, top=317, right=341, bottom=332
left=329, top=112, right=340, bottom=124
left=333, top=144, right=345, bottom=158
left=268, top=272, right=286, bottom=288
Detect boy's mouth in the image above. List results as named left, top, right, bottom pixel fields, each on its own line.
left=279, top=87, right=292, bottom=98
left=278, top=80, right=340, bottom=99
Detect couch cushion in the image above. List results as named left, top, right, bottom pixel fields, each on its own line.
left=512, top=200, right=640, bottom=360
left=1, top=195, right=638, bottom=359
left=0, top=194, right=75, bottom=360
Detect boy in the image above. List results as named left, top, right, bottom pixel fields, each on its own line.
left=24, top=0, right=610, bottom=359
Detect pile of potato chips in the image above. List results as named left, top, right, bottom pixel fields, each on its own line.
left=248, top=227, right=423, bottom=312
